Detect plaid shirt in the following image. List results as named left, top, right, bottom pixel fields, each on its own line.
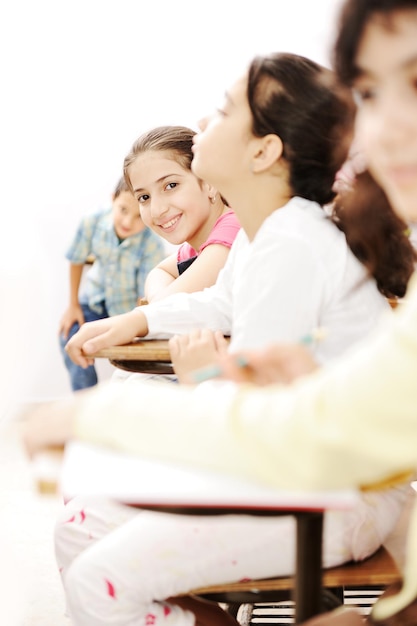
left=66, top=208, right=166, bottom=316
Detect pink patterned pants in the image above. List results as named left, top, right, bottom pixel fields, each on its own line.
left=55, top=485, right=407, bottom=625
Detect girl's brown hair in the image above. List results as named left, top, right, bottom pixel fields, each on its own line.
left=333, top=0, right=417, bottom=86
left=332, top=171, right=416, bottom=298
left=330, top=0, right=417, bottom=298
left=123, top=126, right=195, bottom=192
left=123, top=124, right=228, bottom=206
left=247, top=52, right=355, bottom=207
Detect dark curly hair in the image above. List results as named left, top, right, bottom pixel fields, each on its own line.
left=330, top=0, right=417, bottom=298
left=332, top=171, right=416, bottom=298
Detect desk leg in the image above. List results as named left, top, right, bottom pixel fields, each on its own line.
left=294, top=512, right=324, bottom=624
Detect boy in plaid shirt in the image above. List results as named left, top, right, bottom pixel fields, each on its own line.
left=59, top=177, right=165, bottom=390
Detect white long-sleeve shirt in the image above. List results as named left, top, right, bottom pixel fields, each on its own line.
left=140, top=196, right=389, bottom=363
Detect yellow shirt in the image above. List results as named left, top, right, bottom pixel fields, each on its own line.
left=75, top=272, right=417, bottom=491
left=74, top=274, right=417, bottom=620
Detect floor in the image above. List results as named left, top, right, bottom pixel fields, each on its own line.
left=0, top=412, right=412, bottom=626
left=0, top=418, right=68, bottom=626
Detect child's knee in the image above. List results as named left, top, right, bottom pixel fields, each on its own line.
left=54, top=497, right=92, bottom=574
left=65, top=553, right=101, bottom=623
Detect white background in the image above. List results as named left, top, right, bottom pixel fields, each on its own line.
left=0, top=0, right=343, bottom=405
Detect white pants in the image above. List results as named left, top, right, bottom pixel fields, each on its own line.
left=55, top=484, right=408, bottom=625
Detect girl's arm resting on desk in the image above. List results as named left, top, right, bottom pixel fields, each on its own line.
left=64, top=308, right=149, bottom=368
left=22, top=275, right=417, bottom=489
left=145, top=244, right=231, bottom=303
left=58, top=277, right=417, bottom=490
left=144, top=254, right=179, bottom=303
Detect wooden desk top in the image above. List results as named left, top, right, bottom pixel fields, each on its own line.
left=92, top=339, right=171, bottom=362
left=57, top=442, right=360, bottom=511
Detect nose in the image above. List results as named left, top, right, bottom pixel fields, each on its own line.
left=121, top=213, right=134, bottom=229
left=371, top=90, right=412, bottom=149
left=197, top=116, right=208, bottom=131
left=149, top=196, right=169, bottom=221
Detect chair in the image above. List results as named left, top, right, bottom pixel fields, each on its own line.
left=188, top=488, right=416, bottom=624
left=189, top=545, right=400, bottom=622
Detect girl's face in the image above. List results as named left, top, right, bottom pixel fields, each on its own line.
left=128, top=150, right=213, bottom=248
left=353, top=10, right=417, bottom=222
left=192, top=75, right=255, bottom=206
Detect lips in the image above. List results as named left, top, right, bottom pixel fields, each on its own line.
left=158, top=214, right=181, bottom=231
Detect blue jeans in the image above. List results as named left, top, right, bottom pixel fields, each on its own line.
left=59, top=302, right=109, bottom=391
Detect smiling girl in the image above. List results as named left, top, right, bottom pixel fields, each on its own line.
left=124, top=126, right=240, bottom=303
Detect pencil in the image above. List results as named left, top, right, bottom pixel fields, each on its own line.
left=191, top=327, right=327, bottom=383
left=299, top=326, right=327, bottom=345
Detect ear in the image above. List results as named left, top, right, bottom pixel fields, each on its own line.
left=202, top=182, right=219, bottom=202
left=252, top=134, right=284, bottom=173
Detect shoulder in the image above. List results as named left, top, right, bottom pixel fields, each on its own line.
left=264, top=197, right=342, bottom=243
left=214, top=210, right=241, bottom=228
left=200, top=210, right=241, bottom=252
left=78, top=208, right=112, bottom=231
left=211, top=210, right=241, bottom=236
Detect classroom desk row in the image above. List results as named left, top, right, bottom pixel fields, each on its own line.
left=75, top=339, right=360, bottom=623
left=94, top=339, right=173, bottom=374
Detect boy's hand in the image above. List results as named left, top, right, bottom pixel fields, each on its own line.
left=59, top=304, right=85, bottom=339
left=65, top=310, right=147, bottom=368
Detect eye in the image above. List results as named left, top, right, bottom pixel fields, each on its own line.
left=165, top=182, right=178, bottom=191
left=137, top=194, right=149, bottom=204
left=351, top=85, right=376, bottom=106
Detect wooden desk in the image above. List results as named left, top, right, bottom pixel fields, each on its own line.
left=56, top=442, right=359, bottom=624
left=92, top=339, right=173, bottom=375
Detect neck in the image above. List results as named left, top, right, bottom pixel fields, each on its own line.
left=220, top=165, right=293, bottom=240
left=187, top=199, right=227, bottom=251
left=230, top=182, right=292, bottom=241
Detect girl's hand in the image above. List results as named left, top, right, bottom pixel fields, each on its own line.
left=169, top=329, right=228, bottom=383
left=218, top=343, right=319, bottom=386
left=65, top=310, right=147, bottom=368
left=20, top=395, right=81, bottom=459
left=59, top=304, right=85, bottom=339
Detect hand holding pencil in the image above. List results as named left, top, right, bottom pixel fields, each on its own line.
left=190, top=328, right=326, bottom=386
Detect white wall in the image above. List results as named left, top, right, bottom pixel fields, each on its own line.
left=0, top=0, right=343, bottom=403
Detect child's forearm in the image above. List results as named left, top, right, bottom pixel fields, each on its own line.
left=68, top=263, right=84, bottom=306
left=145, top=267, right=177, bottom=302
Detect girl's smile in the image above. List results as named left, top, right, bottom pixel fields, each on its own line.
left=157, top=213, right=182, bottom=232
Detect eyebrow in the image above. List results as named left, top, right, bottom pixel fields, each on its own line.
left=133, top=173, right=183, bottom=194
left=354, top=52, right=417, bottom=80
left=224, top=90, right=235, bottom=106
